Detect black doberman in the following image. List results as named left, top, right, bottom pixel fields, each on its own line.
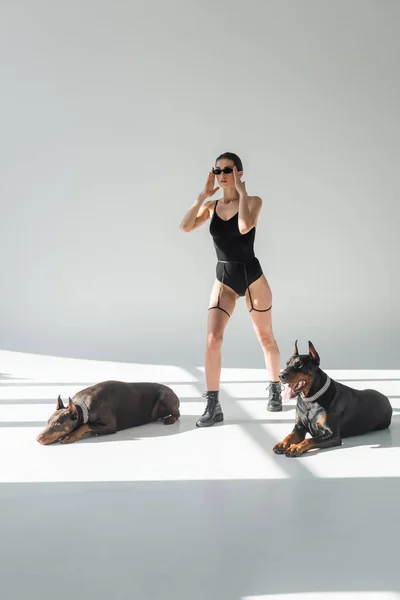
left=37, top=380, right=180, bottom=445
left=273, top=340, right=392, bottom=457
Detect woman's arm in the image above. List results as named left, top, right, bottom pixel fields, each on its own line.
left=238, top=195, right=262, bottom=234
left=233, top=167, right=262, bottom=234
left=179, top=170, right=219, bottom=233
left=179, top=195, right=212, bottom=232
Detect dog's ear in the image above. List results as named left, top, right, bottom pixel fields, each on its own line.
left=293, top=339, right=299, bottom=356
left=308, top=341, right=320, bottom=365
left=67, top=397, right=77, bottom=414
left=56, top=395, right=65, bottom=410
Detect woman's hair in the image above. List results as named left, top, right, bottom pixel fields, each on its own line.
left=215, top=152, right=243, bottom=171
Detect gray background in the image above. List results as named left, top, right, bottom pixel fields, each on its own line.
left=0, top=0, right=399, bottom=369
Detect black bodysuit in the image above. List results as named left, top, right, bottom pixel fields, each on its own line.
left=209, top=200, right=272, bottom=317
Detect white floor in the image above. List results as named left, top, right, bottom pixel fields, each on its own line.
left=1, top=348, right=400, bottom=600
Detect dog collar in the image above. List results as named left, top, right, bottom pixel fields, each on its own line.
left=72, top=398, right=89, bottom=424
left=301, top=376, right=331, bottom=402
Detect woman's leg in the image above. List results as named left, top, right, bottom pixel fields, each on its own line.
left=196, top=279, right=237, bottom=427
left=245, top=274, right=283, bottom=412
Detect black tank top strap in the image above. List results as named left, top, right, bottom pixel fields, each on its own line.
left=212, top=199, right=218, bottom=221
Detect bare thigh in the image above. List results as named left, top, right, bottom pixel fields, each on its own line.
left=245, top=274, right=273, bottom=332
left=208, top=278, right=238, bottom=333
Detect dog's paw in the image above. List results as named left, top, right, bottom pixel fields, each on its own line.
left=59, top=434, right=76, bottom=444
left=273, top=442, right=288, bottom=454
left=163, top=415, right=178, bottom=425
left=285, top=443, right=306, bottom=457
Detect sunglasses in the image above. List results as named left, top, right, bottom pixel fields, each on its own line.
left=213, top=167, right=234, bottom=175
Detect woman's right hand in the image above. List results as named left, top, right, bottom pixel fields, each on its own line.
left=201, top=170, right=220, bottom=200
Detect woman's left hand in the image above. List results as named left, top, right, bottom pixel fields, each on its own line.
left=233, top=166, right=247, bottom=196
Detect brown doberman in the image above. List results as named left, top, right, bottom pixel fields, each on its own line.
left=37, top=380, right=180, bottom=445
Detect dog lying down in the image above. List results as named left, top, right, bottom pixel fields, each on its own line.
left=37, top=380, right=180, bottom=445
left=274, top=340, right=392, bottom=457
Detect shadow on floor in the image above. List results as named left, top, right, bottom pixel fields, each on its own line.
left=1, top=477, right=400, bottom=600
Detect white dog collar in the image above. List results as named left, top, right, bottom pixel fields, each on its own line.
left=72, top=397, right=89, bottom=424
left=301, top=376, right=331, bottom=402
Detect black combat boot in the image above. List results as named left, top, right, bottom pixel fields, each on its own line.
left=266, top=381, right=284, bottom=412
left=196, top=391, right=224, bottom=427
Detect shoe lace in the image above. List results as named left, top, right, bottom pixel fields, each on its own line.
left=201, top=392, right=217, bottom=415
left=266, top=381, right=284, bottom=401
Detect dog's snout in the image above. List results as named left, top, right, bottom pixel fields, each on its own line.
left=36, top=431, right=52, bottom=445
left=279, top=372, right=287, bottom=383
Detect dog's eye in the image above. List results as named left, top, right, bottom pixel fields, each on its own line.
left=294, top=362, right=303, bottom=369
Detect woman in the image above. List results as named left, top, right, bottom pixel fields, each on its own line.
left=180, top=152, right=283, bottom=426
